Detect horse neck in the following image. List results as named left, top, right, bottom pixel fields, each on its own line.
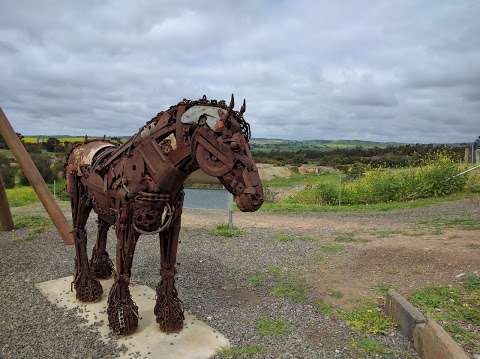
left=131, top=106, right=196, bottom=193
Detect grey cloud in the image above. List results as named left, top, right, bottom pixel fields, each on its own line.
left=0, top=0, right=479, bottom=143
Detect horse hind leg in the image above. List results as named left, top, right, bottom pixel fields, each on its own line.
left=70, top=176, right=103, bottom=302
left=90, top=217, right=114, bottom=279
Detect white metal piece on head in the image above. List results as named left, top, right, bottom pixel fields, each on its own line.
left=181, top=105, right=227, bottom=128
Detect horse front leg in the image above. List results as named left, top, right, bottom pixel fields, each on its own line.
left=107, top=204, right=139, bottom=335
left=71, top=182, right=103, bottom=302
left=90, top=217, right=114, bottom=279
left=154, top=200, right=185, bottom=333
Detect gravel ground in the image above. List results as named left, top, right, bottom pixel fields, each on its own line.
left=0, top=209, right=419, bottom=359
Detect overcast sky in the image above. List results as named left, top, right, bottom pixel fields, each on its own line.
left=1, top=1, right=479, bottom=143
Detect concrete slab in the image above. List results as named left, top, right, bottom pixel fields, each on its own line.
left=36, top=276, right=229, bottom=359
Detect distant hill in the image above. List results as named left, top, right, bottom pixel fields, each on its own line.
left=250, top=138, right=403, bottom=152
left=17, top=135, right=469, bottom=151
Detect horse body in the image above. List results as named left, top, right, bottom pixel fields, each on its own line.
left=64, top=95, right=263, bottom=335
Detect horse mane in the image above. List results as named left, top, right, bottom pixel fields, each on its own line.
left=141, top=96, right=251, bottom=141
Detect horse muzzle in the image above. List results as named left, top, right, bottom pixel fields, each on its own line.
left=235, top=186, right=264, bottom=212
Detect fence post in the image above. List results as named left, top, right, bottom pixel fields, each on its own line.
left=338, top=173, right=343, bottom=206
left=228, top=192, right=233, bottom=230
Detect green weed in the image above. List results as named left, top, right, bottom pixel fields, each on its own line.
left=314, top=300, right=336, bottom=316
left=341, top=305, right=393, bottom=334
left=247, top=273, right=265, bottom=287
left=256, top=316, right=288, bottom=336
left=271, top=277, right=306, bottom=302
left=351, top=337, right=393, bottom=355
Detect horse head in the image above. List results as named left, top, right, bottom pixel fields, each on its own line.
left=184, top=95, right=264, bottom=212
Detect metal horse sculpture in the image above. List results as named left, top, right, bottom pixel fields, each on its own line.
left=65, top=95, right=264, bottom=335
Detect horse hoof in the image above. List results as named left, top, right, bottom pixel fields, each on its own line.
left=154, top=297, right=184, bottom=333
left=74, top=276, right=103, bottom=302
left=107, top=302, right=139, bottom=335
left=157, top=317, right=184, bottom=333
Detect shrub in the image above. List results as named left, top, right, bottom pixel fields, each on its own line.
left=0, top=153, right=15, bottom=188
left=19, top=153, right=55, bottom=185
left=288, top=156, right=466, bottom=206
left=287, top=182, right=339, bottom=205
left=465, top=174, right=480, bottom=193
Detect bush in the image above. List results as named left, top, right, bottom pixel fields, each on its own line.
left=288, top=156, right=466, bottom=206
left=0, top=153, right=15, bottom=188
left=19, top=153, right=56, bottom=185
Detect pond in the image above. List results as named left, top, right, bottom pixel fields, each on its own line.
left=183, top=188, right=231, bottom=210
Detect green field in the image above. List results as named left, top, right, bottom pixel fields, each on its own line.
left=251, top=138, right=398, bottom=152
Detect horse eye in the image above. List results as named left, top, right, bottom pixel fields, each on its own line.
left=230, top=142, right=240, bottom=151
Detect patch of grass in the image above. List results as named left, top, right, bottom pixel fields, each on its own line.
left=410, top=280, right=480, bottom=352
left=351, top=337, right=393, bottom=355
left=260, top=192, right=476, bottom=214
left=316, top=243, right=344, bottom=256
left=464, top=275, right=480, bottom=291
left=208, top=224, right=245, bottom=237
left=271, top=277, right=306, bottom=302
left=218, top=345, right=266, bottom=359
left=341, top=305, right=393, bottom=334
left=314, top=300, right=336, bottom=316
left=13, top=215, right=52, bottom=229
left=267, top=266, right=282, bottom=276
left=274, top=233, right=314, bottom=242
left=256, top=316, right=288, bottom=336
left=371, top=282, right=393, bottom=295
left=334, top=232, right=367, bottom=243
left=247, top=273, right=265, bottom=287
left=370, top=229, right=403, bottom=238
left=328, top=290, right=343, bottom=299
left=12, top=214, right=52, bottom=241
left=418, top=217, right=480, bottom=231
left=6, top=186, right=39, bottom=207
left=410, top=286, right=461, bottom=311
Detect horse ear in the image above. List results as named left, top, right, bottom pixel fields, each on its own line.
left=228, top=94, right=234, bottom=111
left=240, top=99, right=246, bottom=115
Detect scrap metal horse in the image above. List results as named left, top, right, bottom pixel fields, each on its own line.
left=65, top=95, right=264, bottom=335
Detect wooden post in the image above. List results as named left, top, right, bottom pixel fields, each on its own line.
left=0, top=174, right=14, bottom=231
left=0, top=107, right=74, bottom=244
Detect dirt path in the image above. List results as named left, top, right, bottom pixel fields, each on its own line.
left=5, top=196, right=479, bottom=357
